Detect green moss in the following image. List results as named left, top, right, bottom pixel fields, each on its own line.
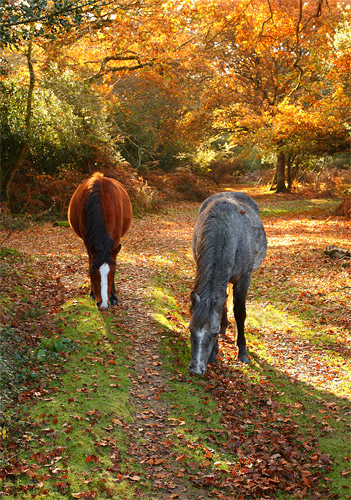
left=2, top=298, right=137, bottom=500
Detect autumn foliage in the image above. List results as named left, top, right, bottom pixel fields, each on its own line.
left=0, top=0, right=350, bottom=207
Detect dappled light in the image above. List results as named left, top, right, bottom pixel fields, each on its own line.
left=1, top=0, right=351, bottom=496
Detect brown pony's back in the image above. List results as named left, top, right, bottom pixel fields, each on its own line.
left=68, top=172, right=132, bottom=308
left=68, top=172, right=132, bottom=249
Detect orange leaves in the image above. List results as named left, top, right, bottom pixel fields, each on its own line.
left=72, top=491, right=97, bottom=499
left=85, top=455, right=100, bottom=463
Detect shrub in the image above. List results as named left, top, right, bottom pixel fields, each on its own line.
left=165, top=171, right=211, bottom=201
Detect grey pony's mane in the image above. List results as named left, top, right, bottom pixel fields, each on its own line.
left=85, top=178, right=114, bottom=270
left=191, top=204, right=229, bottom=328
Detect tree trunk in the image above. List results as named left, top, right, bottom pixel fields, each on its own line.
left=275, top=151, right=287, bottom=193
left=292, top=159, right=300, bottom=185
left=287, top=156, right=292, bottom=191
left=5, top=41, right=35, bottom=205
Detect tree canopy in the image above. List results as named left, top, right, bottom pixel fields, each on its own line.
left=1, top=0, right=350, bottom=205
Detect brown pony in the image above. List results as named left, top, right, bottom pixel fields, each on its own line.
left=68, top=172, right=133, bottom=309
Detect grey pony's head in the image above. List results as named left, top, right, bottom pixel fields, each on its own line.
left=188, top=292, right=221, bottom=375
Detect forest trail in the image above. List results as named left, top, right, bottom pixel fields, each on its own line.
left=2, top=194, right=351, bottom=499
left=9, top=195, right=350, bottom=401
left=106, top=205, right=211, bottom=499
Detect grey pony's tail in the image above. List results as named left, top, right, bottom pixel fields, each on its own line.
left=226, top=282, right=237, bottom=340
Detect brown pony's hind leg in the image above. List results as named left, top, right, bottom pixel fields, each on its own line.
left=109, top=244, right=121, bottom=306
left=88, top=253, right=95, bottom=300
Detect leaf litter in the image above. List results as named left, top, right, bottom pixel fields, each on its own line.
left=0, top=191, right=350, bottom=499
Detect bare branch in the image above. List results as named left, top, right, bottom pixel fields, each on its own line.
left=303, top=0, right=328, bottom=30
left=259, top=0, right=274, bottom=39
left=85, top=59, right=155, bottom=82
left=287, top=0, right=304, bottom=97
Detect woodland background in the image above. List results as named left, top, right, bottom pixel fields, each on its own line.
left=0, top=0, right=351, bottom=217
left=1, top=2, right=351, bottom=499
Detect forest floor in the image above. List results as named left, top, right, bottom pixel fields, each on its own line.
left=0, top=186, right=351, bottom=500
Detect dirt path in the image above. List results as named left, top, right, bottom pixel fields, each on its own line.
left=115, top=208, right=211, bottom=499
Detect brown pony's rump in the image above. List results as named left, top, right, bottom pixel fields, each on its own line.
left=68, top=172, right=133, bottom=309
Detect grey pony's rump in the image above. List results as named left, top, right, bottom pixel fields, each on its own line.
left=191, top=192, right=267, bottom=328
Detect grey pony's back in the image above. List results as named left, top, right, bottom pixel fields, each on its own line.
left=192, top=192, right=267, bottom=281
left=198, top=191, right=259, bottom=216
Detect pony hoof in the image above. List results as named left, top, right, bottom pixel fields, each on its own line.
left=239, top=354, right=249, bottom=363
left=90, top=291, right=95, bottom=300
left=110, top=298, right=118, bottom=305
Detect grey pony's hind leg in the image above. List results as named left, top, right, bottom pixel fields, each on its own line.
left=233, top=273, right=251, bottom=363
left=210, top=285, right=232, bottom=364
left=221, top=283, right=235, bottom=340
left=220, top=299, right=228, bottom=339
left=110, top=281, right=118, bottom=305
left=208, top=339, right=219, bottom=364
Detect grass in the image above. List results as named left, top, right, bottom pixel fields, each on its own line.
left=0, top=286, right=139, bottom=499
left=0, top=235, right=158, bottom=498
left=53, top=221, right=70, bottom=227
left=259, top=198, right=340, bottom=218
left=247, top=357, right=351, bottom=498
left=0, top=326, right=37, bottom=413
left=151, top=279, right=216, bottom=400
left=243, top=279, right=351, bottom=498
left=150, top=273, right=351, bottom=499
left=0, top=249, right=42, bottom=411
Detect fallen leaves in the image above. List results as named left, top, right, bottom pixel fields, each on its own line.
left=72, top=492, right=97, bottom=499
left=1, top=195, right=351, bottom=499
left=85, top=455, right=100, bottom=463
left=119, top=197, right=350, bottom=498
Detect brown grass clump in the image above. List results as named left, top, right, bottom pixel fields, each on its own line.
left=8, top=162, right=162, bottom=218
left=337, top=193, right=351, bottom=219
left=144, top=168, right=212, bottom=201
left=9, top=169, right=83, bottom=217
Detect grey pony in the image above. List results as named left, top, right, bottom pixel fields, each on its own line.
left=189, top=192, right=267, bottom=375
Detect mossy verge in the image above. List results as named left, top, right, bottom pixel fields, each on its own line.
left=0, top=298, right=141, bottom=500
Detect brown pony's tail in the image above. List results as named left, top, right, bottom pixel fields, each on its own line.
left=86, top=176, right=114, bottom=269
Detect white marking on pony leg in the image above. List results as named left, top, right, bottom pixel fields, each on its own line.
left=99, top=263, right=110, bottom=309
left=195, top=329, right=207, bottom=373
